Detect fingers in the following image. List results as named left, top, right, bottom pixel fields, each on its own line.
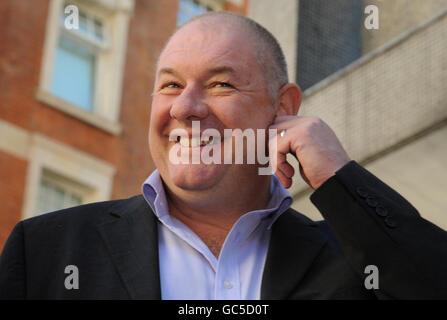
left=275, top=169, right=292, bottom=189
left=268, top=115, right=318, bottom=188
left=268, top=115, right=350, bottom=190
left=268, top=128, right=296, bottom=189
left=276, top=161, right=295, bottom=188
left=278, top=160, right=295, bottom=177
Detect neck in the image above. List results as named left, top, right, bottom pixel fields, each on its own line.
left=166, top=174, right=271, bottom=230
left=164, top=174, right=271, bottom=257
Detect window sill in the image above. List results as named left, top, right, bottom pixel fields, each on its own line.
left=35, top=88, right=122, bottom=136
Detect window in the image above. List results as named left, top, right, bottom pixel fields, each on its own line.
left=21, top=133, right=116, bottom=219
left=178, top=0, right=212, bottom=26
left=76, top=10, right=105, bottom=42
left=50, top=5, right=111, bottom=111
left=38, top=0, right=134, bottom=135
left=50, top=3, right=108, bottom=112
left=36, top=170, right=86, bottom=214
left=296, top=1, right=362, bottom=90
left=51, top=37, right=96, bottom=110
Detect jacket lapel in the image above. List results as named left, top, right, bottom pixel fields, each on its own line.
left=97, top=195, right=161, bottom=299
left=261, top=209, right=328, bottom=299
left=96, top=197, right=327, bottom=300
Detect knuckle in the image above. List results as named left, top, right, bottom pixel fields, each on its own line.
left=309, top=116, right=323, bottom=125
left=303, top=117, right=324, bottom=133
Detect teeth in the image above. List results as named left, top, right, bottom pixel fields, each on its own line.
left=178, top=136, right=220, bottom=147
left=179, top=137, right=190, bottom=147
left=191, top=138, right=199, bottom=147
left=201, top=136, right=213, bottom=145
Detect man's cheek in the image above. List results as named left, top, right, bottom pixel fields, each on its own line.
left=219, top=111, right=249, bottom=129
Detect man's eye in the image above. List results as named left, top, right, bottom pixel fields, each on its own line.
left=212, top=82, right=233, bottom=88
left=162, top=82, right=181, bottom=89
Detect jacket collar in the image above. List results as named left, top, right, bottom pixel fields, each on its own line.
left=97, top=196, right=327, bottom=300
left=97, top=195, right=161, bottom=299
left=261, top=209, right=328, bottom=299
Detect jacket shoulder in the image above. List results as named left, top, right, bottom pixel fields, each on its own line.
left=21, top=194, right=146, bottom=231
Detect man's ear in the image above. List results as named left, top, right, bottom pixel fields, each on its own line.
left=276, top=83, right=302, bottom=116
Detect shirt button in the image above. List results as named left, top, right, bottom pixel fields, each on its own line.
left=223, top=281, right=233, bottom=289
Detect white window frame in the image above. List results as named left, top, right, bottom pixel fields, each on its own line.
left=36, top=169, right=91, bottom=214
left=61, top=7, right=110, bottom=51
left=22, top=133, right=116, bottom=219
left=37, top=0, right=134, bottom=135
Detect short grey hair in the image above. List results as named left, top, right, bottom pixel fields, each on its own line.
left=160, top=12, right=289, bottom=100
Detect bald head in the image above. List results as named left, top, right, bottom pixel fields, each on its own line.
left=158, top=12, right=289, bottom=99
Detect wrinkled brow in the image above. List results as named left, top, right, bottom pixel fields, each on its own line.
left=157, top=67, right=179, bottom=78
left=157, top=66, right=238, bottom=78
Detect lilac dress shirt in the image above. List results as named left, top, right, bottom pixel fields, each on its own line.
left=142, top=170, right=292, bottom=300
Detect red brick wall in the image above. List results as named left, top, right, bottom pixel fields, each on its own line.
left=112, top=0, right=178, bottom=199
left=0, top=0, right=49, bottom=130
left=0, top=151, right=28, bottom=249
left=0, top=0, right=179, bottom=250
left=0, top=0, right=249, bottom=250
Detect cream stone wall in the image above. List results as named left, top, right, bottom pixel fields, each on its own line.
left=292, top=124, right=447, bottom=231
left=362, top=0, right=447, bottom=54
left=0, top=119, right=116, bottom=219
left=290, top=10, right=447, bottom=228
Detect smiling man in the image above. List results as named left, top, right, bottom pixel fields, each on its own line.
left=1, top=12, right=447, bottom=300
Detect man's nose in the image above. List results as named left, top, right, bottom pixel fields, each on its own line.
left=170, top=87, right=209, bottom=121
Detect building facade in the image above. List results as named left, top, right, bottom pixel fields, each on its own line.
left=235, top=0, right=447, bottom=229
left=1, top=0, right=446, bottom=251
left=0, top=0, right=246, bottom=250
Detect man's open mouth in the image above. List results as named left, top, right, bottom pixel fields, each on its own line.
left=176, top=136, right=221, bottom=147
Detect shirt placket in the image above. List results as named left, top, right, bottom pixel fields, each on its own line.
left=215, top=227, right=241, bottom=299
left=214, top=215, right=263, bottom=299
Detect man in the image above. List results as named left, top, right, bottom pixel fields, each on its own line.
left=1, top=12, right=447, bottom=299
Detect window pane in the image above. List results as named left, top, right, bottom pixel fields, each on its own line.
left=78, top=10, right=89, bottom=35
left=36, top=179, right=83, bottom=215
left=178, top=0, right=210, bottom=26
left=60, top=6, right=104, bottom=43
left=66, top=193, right=82, bottom=208
left=51, top=37, right=95, bottom=111
left=93, top=18, right=103, bottom=41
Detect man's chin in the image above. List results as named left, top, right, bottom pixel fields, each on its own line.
left=167, top=163, right=226, bottom=191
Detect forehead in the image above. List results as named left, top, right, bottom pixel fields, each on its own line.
left=158, top=20, right=259, bottom=75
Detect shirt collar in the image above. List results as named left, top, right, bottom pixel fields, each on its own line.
left=141, top=169, right=293, bottom=230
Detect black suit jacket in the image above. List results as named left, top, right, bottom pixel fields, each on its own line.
left=1, top=161, right=447, bottom=299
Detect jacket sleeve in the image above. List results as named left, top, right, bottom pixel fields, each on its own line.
left=0, top=222, right=26, bottom=299
left=310, top=160, right=447, bottom=299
